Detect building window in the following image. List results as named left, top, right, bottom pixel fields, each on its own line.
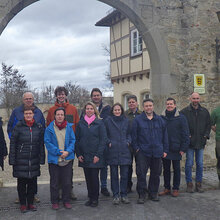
left=123, top=93, right=131, bottom=110
left=141, top=92, right=150, bottom=104
left=131, top=29, right=142, bottom=57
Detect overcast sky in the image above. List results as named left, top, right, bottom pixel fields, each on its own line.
left=0, top=0, right=112, bottom=94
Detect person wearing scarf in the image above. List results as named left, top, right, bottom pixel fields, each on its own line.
left=75, top=102, right=106, bottom=207
left=104, top=103, right=132, bottom=205
left=159, top=98, right=189, bottom=197
left=9, top=106, right=45, bottom=213
left=44, top=107, right=75, bottom=210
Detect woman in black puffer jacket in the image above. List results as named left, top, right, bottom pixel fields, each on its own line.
left=9, top=106, right=45, bottom=213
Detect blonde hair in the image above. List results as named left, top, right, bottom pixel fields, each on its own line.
left=84, top=101, right=101, bottom=119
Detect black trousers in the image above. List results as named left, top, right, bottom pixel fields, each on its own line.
left=136, top=151, right=162, bottom=197
left=49, top=161, right=73, bottom=204
left=127, top=152, right=134, bottom=189
left=162, top=158, right=181, bottom=190
left=83, top=167, right=100, bottom=201
left=17, top=177, right=36, bottom=205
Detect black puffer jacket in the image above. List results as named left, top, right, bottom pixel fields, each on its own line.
left=9, top=120, right=45, bottom=178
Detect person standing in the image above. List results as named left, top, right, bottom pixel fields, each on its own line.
left=159, top=98, right=189, bottom=197
left=132, top=99, right=168, bottom=204
left=75, top=102, right=106, bottom=207
left=181, top=92, right=211, bottom=193
left=46, top=86, right=79, bottom=200
left=105, top=103, right=131, bottom=205
left=125, top=95, right=142, bottom=193
left=7, top=92, right=45, bottom=203
left=0, top=117, right=7, bottom=171
left=211, top=105, right=220, bottom=187
left=44, top=107, right=75, bottom=210
left=90, top=88, right=111, bottom=197
left=9, top=106, right=45, bottom=213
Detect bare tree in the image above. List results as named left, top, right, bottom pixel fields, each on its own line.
left=41, top=84, right=55, bottom=104
left=64, top=81, right=90, bottom=109
left=0, top=63, right=28, bottom=117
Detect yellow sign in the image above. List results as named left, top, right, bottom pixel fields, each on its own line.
left=194, top=74, right=205, bottom=94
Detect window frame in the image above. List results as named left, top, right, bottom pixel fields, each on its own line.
left=130, top=29, right=143, bottom=57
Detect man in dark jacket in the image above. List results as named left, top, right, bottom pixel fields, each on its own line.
left=7, top=92, right=45, bottom=203
left=91, top=88, right=111, bottom=197
left=125, top=95, right=142, bottom=193
left=159, top=98, right=189, bottom=197
left=132, top=98, right=169, bottom=204
left=181, top=92, right=211, bottom=193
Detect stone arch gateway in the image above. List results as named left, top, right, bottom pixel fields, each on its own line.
left=0, top=0, right=220, bottom=113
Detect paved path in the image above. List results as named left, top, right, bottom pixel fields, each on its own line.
left=0, top=171, right=219, bottom=220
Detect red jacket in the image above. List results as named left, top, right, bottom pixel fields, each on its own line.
left=46, top=101, right=79, bottom=132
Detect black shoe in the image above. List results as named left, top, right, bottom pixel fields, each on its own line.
left=84, top=200, right=92, bottom=206
left=101, top=188, right=110, bottom=197
left=137, top=195, right=145, bottom=204
left=148, top=194, right=160, bottom=202
left=90, top=200, right=98, bottom=207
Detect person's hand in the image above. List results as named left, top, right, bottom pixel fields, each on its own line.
left=78, top=156, right=84, bottom=163
left=3, top=156, right=7, bottom=160
left=212, top=126, right=216, bottom=132
left=109, top=143, right=112, bottom=148
left=60, top=151, right=69, bottom=159
left=136, top=149, right=139, bottom=153
left=180, top=151, right=184, bottom=156
left=93, top=156, right=99, bottom=164
left=163, top=152, right=167, bottom=158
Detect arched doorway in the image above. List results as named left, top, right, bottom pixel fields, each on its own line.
left=0, top=0, right=172, bottom=111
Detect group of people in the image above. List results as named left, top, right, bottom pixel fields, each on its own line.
left=0, top=86, right=219, bottom=213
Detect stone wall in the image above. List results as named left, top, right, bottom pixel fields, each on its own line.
left=0, top=0, right=219, bottom=165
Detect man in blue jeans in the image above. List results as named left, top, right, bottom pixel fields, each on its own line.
left=181, top=92, right=211, bottom=193
left=91, top=88, right=111, bottom=196
left=132, top=99, right=169, bottom=204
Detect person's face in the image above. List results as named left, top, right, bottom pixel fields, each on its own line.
left=128, top=98, right=138, bottom=112
left=91, top=91, right=102, bottom=105
left=24, top=110, right=34, bottom=121
left=113, top=105, right=122, bottom=116
left=55, top=110, right=65, bottom=124
left=166, top=100, right=176, bottom=112
left=85, top=104, right=95, bottom=117
left=190, top=93, right=200, bottom=108
left=143, top=101, right=154, bottom=115
left=23, top=93, right=34, bottom=107
left=57, top=91, right=66, bottom=103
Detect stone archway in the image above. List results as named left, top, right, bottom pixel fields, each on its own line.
left=0, top=0, right=220, bottom=111
left=0, top=0, right=173, bottom=112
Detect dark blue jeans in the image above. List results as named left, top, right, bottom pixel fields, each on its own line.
left=185, top=148, right=204, bottom=183
left=162, top=158, right=181, bottom=190
left=136, top=151, right=162, bottom=197
left=100, top=165, right=108, bottom=189
left=110, top=165, right=129, bottom=198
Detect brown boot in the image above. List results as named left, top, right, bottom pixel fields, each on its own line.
left=159, top=189, right=171, bottom=196
left=171, top=190, right=179, bottom=197
left=195, top=182, right=204, bottom=193
left=186, top=182, right=194, bottom=193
